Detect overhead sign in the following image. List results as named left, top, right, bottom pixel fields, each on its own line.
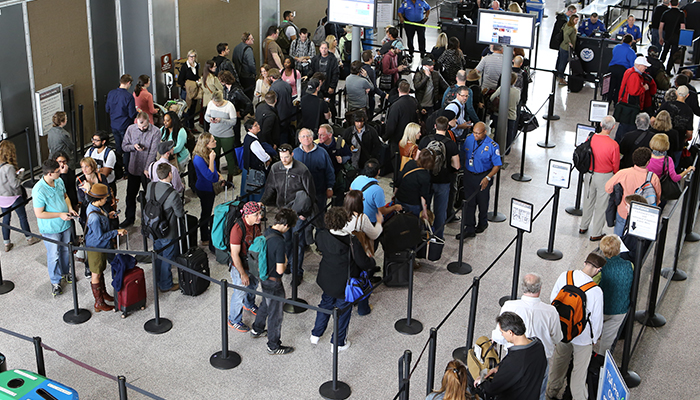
left=597, top=350, right=630, bottom=400
left=34, top=84, right=63, bottom=137
left=477, top=10, right=536, bottom=49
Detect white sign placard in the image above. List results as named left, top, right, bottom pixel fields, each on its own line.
left=510, top=198, right=533, bottom=232
left=589, top=100, right=609, bottom=123
left=35, top=84, right=63, bottom=137
left=376, top=0, right=393, bottom=29
left=627, top=201, right=661, bottom=241
left=576, top=124, right=595, bottom=147
left=547, top=159, right=572, bottom=188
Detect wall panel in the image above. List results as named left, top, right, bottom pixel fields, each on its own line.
left=279, top=0, right=324, bottom=38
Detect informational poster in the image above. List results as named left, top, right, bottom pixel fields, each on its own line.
left=329, top=0, right=377, bottom=28
left=596, top=350, right=630, bottom=400
left=161, top=53, right=172, bottom=72
left=510, top=198, right=533, bottom=232
left=376, top=0, right=394, bottom=29
left=477, top=10, right=536, bottom=49
left=589, top=100, right=609, bottom=123
left=576, top=124, right=595, bottom=147
left=627, top=201, right=661, bottom=242
left=34, top=84, right=63, bottom=137
left=601, top=73, right=611, bottom=96
left=547, top=159, right=572, bottom=188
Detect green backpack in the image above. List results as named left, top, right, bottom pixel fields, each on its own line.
left=247, top=231, right=281, bottom=281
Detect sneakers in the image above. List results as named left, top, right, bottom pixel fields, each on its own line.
left=331, top=340, right=351, bottom=353
left=250, top=329, right=267, bottom=339
left=4, top=243, right=12, bottom=252
left=267, top=345, right=295, bottom=355
left=27, top=236, right=41, bottom=246
left=51, top=283, right=63, bottom=296
left=228, top=321, right=250, bottom=333
left=310, top=335, right=320, bottom=345
left=475, top=224, right=488, bottom=234
left=243, top=304, right=258, bottom=315
left=62, top=274, right=73, bottom=284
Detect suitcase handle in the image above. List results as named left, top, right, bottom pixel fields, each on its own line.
left=116, top=231, right=129, bottom=250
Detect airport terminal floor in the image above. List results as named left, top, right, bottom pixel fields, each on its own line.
left=1, top=0, right=700, bottom=399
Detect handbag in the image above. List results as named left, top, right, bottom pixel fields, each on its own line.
left=244, top=168, right=266, bottom=195
left=660, top=156, right=682, bottom=201
left=379, top=73, right=393, bottom=91
left=613, top=84, right=640, bottom=125
left=344, top=241, right=373, bottom=303
left=212, top=180, right=225, bottom=196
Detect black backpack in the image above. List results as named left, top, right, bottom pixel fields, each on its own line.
left=549, top=14, right=567, bottom=50
left=142, top=186, right=174, bottom=239
left=573, top=132, right=595, bottom=173
left=88, top=146, right=124, bottom=180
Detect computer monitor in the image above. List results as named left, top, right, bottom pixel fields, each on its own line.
left=328, top=0, right=376, bottom=28
left=476, top=9, right=536, bottom=49
left=576, top=124, right=596, bottom=147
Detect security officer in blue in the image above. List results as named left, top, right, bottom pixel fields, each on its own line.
left=456, top=122, right=502, bottom=240
left=398, top=0, right=431, bottom=57
left=578, top=12, right=607, bottom=37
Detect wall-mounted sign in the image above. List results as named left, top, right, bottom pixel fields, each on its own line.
left=161, top=53, right=172, bottom=72
left=35, top=84, right=63, bottom=137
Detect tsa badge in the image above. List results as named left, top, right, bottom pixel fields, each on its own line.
left=495, top=148, right=501, bottom=156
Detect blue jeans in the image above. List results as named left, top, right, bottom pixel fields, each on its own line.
left=43, top=229, right=71, bottom=284
left=2, top=196, right=32, bottom=242
left=650, top=28, right=660, bottom=49
left=614, top=212, right=626, bottom=237
left=284, top=218, right=306, bottom=276
left=427, top=183, right=450, bottom=239
left=556, top=48, right=569, bottom=79
left=397, top=201, right=422, bottom=218
left=540, top=362, right=550, bottom=400
left=252, top=279, right=285, bottom=350
left=312, top=293, right=352, bottom=346
left=228, top=266, right=258, bottom=325
left=154, top=238, right=178, bottom=291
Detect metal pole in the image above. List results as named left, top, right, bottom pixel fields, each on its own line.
left=94, top=100, right=100, bottom=132
left=143, top=250, right=173, bottom=334
left=664, top=187, right=690, bottom=280
left=62, top=243, right=91, bottom=324
left=33, top=337, right=46, bottom=377
left=284, top=228, right=309, bottom=313
left=0, top=255, right=15, bottom=294
left=118, top=376, right=128, bottom=400
left=621, top=238, right=643, bottom=388
left=319, top=307, right=351, bottom=399
left=512, top=127, right=532, bottom=182
left=453, top=276, right=480, bottom=364
left=395, top=250, right=423, bottom=335
left=497, top=45, right=513, bottom=152
left=400, top=350, right=412, bottom=400
left=426, top=327, right=438, bottom=396
left=448, top=199, right=472, bottom=274
left=684, top=158, right=700, bottom=242
left=78, top=104, right=85, bottom=159
left=566, top=173, right=584, bottom=216
left=500, top=229, right=524, bottom=306
left=488, top=169, right=506, bottom=222
left=542, top=71, right=560, bottom=122
left=210, top=279, right=240, bottom=369
left=636, top=218, right=667, bottom=327
left=23, top=127, right=36, bottom=189
left=539, top=93, right=557, bottom=149
left=538, top=186, right=563, bottom=260
left=352, top=26, right=361, bottom=62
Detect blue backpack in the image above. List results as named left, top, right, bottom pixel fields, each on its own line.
left=247, top=232, right=281, bottom=281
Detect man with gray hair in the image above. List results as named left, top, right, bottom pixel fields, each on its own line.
left=619, top=112, right=654, bottom=168
left=492, top=273, right=562, bottom=400
left=580, top=115, right=619, bottom=241
left=659, top=84, right=694, bottom=145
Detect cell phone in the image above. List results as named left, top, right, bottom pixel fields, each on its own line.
left=16, top=168, right=24, bottom=175
left=115, top=210, right=121, bottom=215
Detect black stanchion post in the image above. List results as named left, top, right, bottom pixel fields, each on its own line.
left=542, top=72, right=560, bottom=121
left=210, top=279, right=241, bottom=369
left=621, top=238, right=644, bottom=388
left=488, top=169, right=506, bottom=222
left=118, top=376, right=128, bottom=400
left=78, top=104, right=85, bottom=160
left=284, top=230, right=309, bottom=313
left=22, top=127, right=36, bottom=189
left=63, top=243, right=91, bottom=324
left=0, top=257, right=15, bottom=294
left=511, top=128, right=532, bottom=182
left=537, top=186, right=563, bottom=260
left=398, top=350, right=412, bottom=400
left=94, top=100, right=100, bottom=131
left=453, top=276, right=480, bottom=363
left=448, top=201, right=473, bottom=275
left=684, top=161, right=700, bottom=242
left=144, top=250, right=173, bottom=334
left=565, top=173, right=584, bottom=216
left=664, top=187, right=690, bottom=281
left=539, top=92, right=557, bottom=149
left=500, top=229, right=524, bottom=306
left=319, top=308, right=351, bottom=399
left=33, top=337, right=46, bottom=377
left=426, top=327, right=437, bottom=396
left=636, top=218, right=667, bottom=327
left=395, top=250, right=423, bottom=335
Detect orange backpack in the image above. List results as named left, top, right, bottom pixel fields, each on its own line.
left=552, top=271, right=597, bottom=343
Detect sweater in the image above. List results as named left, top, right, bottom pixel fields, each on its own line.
left=598, top=255, right=634, bottom=315
left=0, top=163, right=22, bottom=197
left=122, top=123, right=160, bottom=176
left=47, top=126, right=76, bottom=168
left=133, top=89, right=157, bottom=124
left=160, top=126, right=190, bottom=166
left=192, top=154, right=219, bottom=192
left=647, top=156, right=683, bottom=182
left=293, top=144, right=336, bottom=196
left=478, top=337, right=547, bottom=400
left=204, top=100, right=237, bottom=138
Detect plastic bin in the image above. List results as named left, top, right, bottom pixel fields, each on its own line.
left=526, top=1, right=544, bottom=24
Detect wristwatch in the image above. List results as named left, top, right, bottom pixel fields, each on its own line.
left=486, top=176, right=492, bottom=181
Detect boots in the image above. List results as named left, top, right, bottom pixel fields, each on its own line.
left=91, top=283, right=114, bottom=312
left=99, top=275, right=114, bottom=302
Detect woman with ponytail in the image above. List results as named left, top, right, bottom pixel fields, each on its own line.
left=426, top=360, right=472, bottom=400
left=133, top=75, right=157, bottom=124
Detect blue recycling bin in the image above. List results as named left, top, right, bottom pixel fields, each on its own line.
left=526, top=0, right=544, bottom=24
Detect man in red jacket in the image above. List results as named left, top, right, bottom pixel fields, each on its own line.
left=617, top=56, right=657, bottom=137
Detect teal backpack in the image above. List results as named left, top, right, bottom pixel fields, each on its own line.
left=211, top=200, right=244, bottom=251
left=247, top=232, right=280, bottom=281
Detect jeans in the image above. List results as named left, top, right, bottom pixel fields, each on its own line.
left=614, top=212, right=626, bottom=237
left=154, top=238, right=178, bottom=291
left=540, top=362, right=550, bottom=400
left=2, top=196, right=32, bottom=242
left=284, top=218, right=306, bottom=276
left=125, top=174, right=147, bottom=223
left=228, top=266, right=258, bottom=325
left=403, top=22, right=426, bottom=55
left=464, top=171, right=492, bottom=233
left=214, top=136, right=237, bottom=174
left=426, top=183, right=450, bottom=239
left=311, top=293, right=352, bottom=346
left=397, top=201, right=421, bottom=217
left=43, top=229, right=71, bottom=284
left=556, top=48, right=569, bottom=79
left=196, top=190, right=215, bottom=242
left=252, top=279, right=285, bottom=350
left=112, top=129, right=128, bottom=174
left=650, top=28, right=660, bottom=50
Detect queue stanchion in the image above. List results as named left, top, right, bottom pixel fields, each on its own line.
left=426, top=327, right=438, bottom=396
left=22, top=128, right=37, bottom=189
left=500, top=229, right=524, bottom=306
left=566, top=173, right=584, bottom=216
left=511, top=127, right=532, bottom=182
left=636, top=218, right=668, bottom=327
left=453, top=276, right=480, bottom=364
left=33, top=337, right=46, bottom=377
left=94, top=100, right=100, bottom=131
left=620, top=237, right=644, bottom=388
left=664, top=187, right=691, bottom=281
left=118, top=376, right=128, bottom=400
left=542, top=71, right=560, bottom=121
left=210, top=279, right=241, bottom=369
left=63, top=243, right=91, bottom=325
left=487, top=169, right=506, bottom=222
left=143, top=250, right=172, bottom=334
left=284, top=229, right=309, bottom=314
left=319, top=307, right=351, bottom=400
left=683, top=157, right=700, bottom=242
left=395, top=249, right=423, bottom=335
left=397, top=350, right=412, bottom=400
left=448, top=200, right=473, bottom=275
left=78, top=104, right=85, bottom=159
left=0, top=256, right=15, bottom=295
left=537, top=186, right=563, bottom=260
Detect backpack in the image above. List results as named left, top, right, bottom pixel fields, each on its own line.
left=425, top=138, right=447, bottom=176
left=312, top=23, right=327, bottom=46
left=247, top=231, right=281, bottom=281
left=142, top=186, right=174, bottom=239
left=211, top=200, right=245, bottom=251
left=342, top=36, right=352, bottom=61
left=552, top=271, right=597, bottom=343
left=549, top=14, right=567, bottom=50
left=442, top=85, right=460, bottom=108
left=88, top=146, right=124, bottom=180
left=634, top=171, right=657, bottom=206
left=466, top=336, right=500, bottom=381
left=277, top=21, right=296, bottom=53
left=572, top=132, right=595, bottom=173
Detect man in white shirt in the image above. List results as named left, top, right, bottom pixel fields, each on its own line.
left=546, top=253, right=605, bottom=400
left=492, top=273, right=562, bottom=400
left=85, top=131, right=117, bottom=195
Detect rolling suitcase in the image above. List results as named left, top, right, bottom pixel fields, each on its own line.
left=179, top=214, right=198, bottom=253
left=115, top=233, right=146, bottom=318
left=176, top=214, right=210, bottom=296
left=383, top=250, right=412, bottom=287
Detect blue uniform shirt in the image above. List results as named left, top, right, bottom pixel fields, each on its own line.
left=578, top=19, right=607, bottom=36
left=609, top=43, right=636, bottom=68
left=398, top=0, right=430, bottom=22
left=464, top=135, right=502, bottom=174
left=618, top=24, right=641, bottom=41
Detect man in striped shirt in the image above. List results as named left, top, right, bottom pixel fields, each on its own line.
left=475, top=44, right=504, bottom=91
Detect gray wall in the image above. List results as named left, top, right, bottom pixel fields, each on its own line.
left=119, top=0, right=153, bottom=101
left=89, top=0, right=120, bottom=131
left=152, top=0, right=179, bottom=103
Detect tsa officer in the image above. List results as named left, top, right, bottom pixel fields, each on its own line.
left=618, top=15, right=641, bottom=44
left=456, top=122, right=502, bottom=240
left=579, top=12, right=607, bottom=37
left=398, top=0, right=431, bottom=57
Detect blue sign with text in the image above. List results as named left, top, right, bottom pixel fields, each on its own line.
left=598, top=350, right=630, bottom=400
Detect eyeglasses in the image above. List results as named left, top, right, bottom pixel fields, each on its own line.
left=92, top=138, right=102, bottom=142
left=188, top=55, right=196, bottom=58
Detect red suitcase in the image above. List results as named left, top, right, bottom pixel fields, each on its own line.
left=114, top=233, right=146, bottom=318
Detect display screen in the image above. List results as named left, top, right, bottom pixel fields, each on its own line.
left=328, top=0, right=377, bottom=28
left=477, top=9, right=536, bottom=49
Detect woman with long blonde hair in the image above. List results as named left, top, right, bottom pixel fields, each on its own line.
left=192, top=133, right=222, bottom=246
left=426, top=359, right=472, bottom=400
left=399, top=122, right=422, bottom=160
left=0, top=141, right=40, bottom=252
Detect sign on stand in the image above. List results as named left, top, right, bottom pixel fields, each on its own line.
left=547, top=159, right=572, bottom=189
left=597, top=350, right=630, bottom=400
left=626, top=201, right=661, bottom=242
left=510, top=198, right=533, bottom=232
left=34, top=84, right=63, bottom=137
left=589, top=100, right=609, bottom=123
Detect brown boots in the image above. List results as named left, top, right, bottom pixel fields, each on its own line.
left=91, top=282, right=114, bottom=312
left=99, top=275, right=114, bottom=302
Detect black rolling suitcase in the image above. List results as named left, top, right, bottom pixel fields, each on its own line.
left=179, top=214, right=198, bottom=252
left=383, top=250, right=412, bottom=287
left=176, top=214, right=210, bottom=296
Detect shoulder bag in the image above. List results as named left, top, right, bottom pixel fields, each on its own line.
left=660, top=156, right=682, bottom=201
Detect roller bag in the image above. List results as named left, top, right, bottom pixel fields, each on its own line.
left=0, top=369, right=78, bottom=400
left=382, top=211, right=423, bottom=252
left=179, top=214, right=198, bottom=253
left=114, top=234, right=146, bottom=318
left=383, top=249, right=412, bottom=287
left=176, top=215, right=210, bottom=296
left=568, top=75, right=585, bottom=93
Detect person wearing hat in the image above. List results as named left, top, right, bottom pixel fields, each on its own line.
left=465, top=69, right=485, bottom=122
left=84, top=183, right=127, bottom=312
left=617, top=56, right=657, bottom=134
left=144, top=141, right=184, bottom=194
left=413, top=57, right=448, bottom=121
left=578, top=12, right=606, bottom=37
left=299, top=78, right=331, bottom=134
left=546, top=252, right=605, bottom=400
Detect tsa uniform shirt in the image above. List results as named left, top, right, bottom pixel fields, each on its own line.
left=578, top=19, right=607, bottom=36
left=398, top=0, right=430, bottom=22
left=464, top=135, right=502, bottom=174
left=618, top=24, right=641, bottom=41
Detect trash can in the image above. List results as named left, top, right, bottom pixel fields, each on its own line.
left=526, top=0, right=544, bottom=24
left=0, top=353, right=5, bottom=373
